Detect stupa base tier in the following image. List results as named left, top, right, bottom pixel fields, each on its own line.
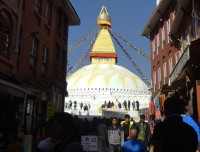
left=65, top=108, right=141, bottom=121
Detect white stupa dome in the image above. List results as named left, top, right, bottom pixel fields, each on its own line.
left=67, top=64, right=149, bottom=94
left=66, top=63, right=151, bottom=117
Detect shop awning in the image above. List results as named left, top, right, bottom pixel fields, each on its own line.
left=0, top=79, right=25, bottom=98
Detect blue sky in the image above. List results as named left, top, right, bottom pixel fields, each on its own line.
left=68, top=0, right=156, bottom=81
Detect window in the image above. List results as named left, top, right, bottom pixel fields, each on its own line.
left=172, top=11, right=175, bottom=20
left=153, top=71, right=156, bottom=92
left=35, top=0, right=41, bottom=13
left=62, top=50, right=66, bottom=69
left=30, top=38, right=38, bottom=66
left=45, top=1, right=52, bottom=26
left=42, top=46, right=48, bottom=73
left=0, top=9, right=12, bottom=56
left=162, top=26, right=166, bottom=49
left=54, top=44, right=60, bottom=65
left=57, top=9, right=62, bottom=29
left=157, top=33, right=160, bottom=54
left=169, top=57, right=173, bottom=74
left=152, top=39, right=155, bottom=59
left=57, top=94, right=62, bottom=111
left=52, top=86, right=62, bottom=112
left=175, top=51, right=179, bottom=64
left=167, top=18, right=171, bottom=33
left=42, top=46, right=47, bottom=64
left=167, top=18, right=171, bottom=43
left=31, top=38, right=38, bottom=57
left=163, top=62, right=167, bottom=84
left=193, top=18, right=199, bottom=39
left=180, top=37, right=184, bottom=56
left=158, top=67, right=161, bottom=89
left=185, top=28, right=190, bottom=45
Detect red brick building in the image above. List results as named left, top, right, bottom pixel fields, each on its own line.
left=141, top=0, right=179, bottom=107
left=142, top=0, right=200, bottom=122
left=0, top=0, right=80, bottom=147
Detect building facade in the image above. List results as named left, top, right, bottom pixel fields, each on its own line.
left=0, top=0, right=80, bottom=148
left=142, top=0, right=200, bottom=122
left=141, top=0, right=179, bottom=108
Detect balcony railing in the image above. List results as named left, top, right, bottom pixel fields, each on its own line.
left=169, top=45, right=190, bottom=85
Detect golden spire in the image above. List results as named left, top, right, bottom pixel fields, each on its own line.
left=90, top=5, right=117, bottom=65
left=97, top=5, right=111, bottom=27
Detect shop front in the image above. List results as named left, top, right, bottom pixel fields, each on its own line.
left=0, top=77, right=48, bottom=151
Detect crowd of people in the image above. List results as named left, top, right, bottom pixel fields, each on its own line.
left=65, top=101, right=91, bottom=111
left=36, top=92, right=200, bottom=152
left=65, top=99, right=140, bottom=112
left=101, top=100, right=140, bottom=111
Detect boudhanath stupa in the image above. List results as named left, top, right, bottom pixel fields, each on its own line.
left=65, top=5, right=151, bottom=118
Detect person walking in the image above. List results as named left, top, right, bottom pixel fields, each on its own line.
left=128, top=100, right=131, bottom=111
left=80, top=102, right=83, bottom=110
left=122, top=126, right=147, bottom=152
left=123, top=100, right=128, bottom=110
left=132, top=101, right=135, bottom=111
left=120, top=114, right=135, bottom=141
left=136, top=114, right=151, bottom=147
left=118, top=102, right=122, bottom=109
left=135, top=101, right=139, bottom=111
left=108, top=117, right=124, bottom=152
left=97, top=118, right=108, bottom=152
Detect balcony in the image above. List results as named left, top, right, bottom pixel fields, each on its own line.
left=168, top=38, right=200, bottom=89
left=169, top=45, right=190, bottom=85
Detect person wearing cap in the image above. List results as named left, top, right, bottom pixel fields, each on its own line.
left=120, top=114, right=135, bottom=141
left=136, top=114, right=151, bottom=147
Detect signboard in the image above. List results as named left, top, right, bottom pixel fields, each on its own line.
left=81, top=136, right=98, bottom=151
